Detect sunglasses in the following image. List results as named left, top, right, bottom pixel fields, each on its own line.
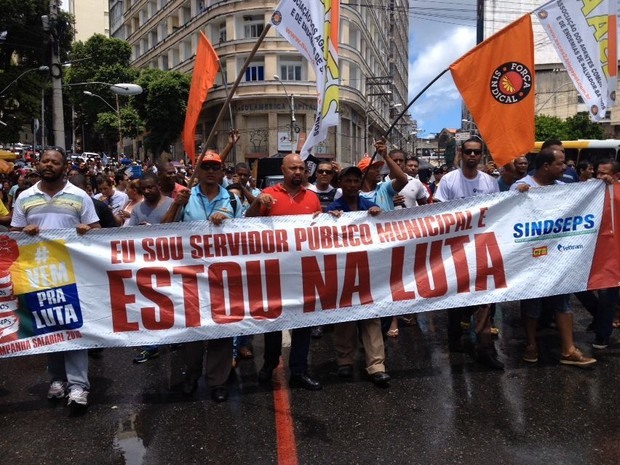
left=463, top=149, right=483, bottom=155
left=200, top=163, right=221, bottom=171
left=317, top=169, right=333, bottom=175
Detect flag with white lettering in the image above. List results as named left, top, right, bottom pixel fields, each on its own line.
left=535, top=0, right=618, bottom=121
left=270, top=0, right=340, bottom=159
left=450, top=14, right=535, bottom=166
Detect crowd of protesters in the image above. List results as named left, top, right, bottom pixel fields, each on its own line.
left=2, top=134, right=620, bottom=412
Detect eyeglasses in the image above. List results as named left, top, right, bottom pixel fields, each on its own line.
left=463, top=149, right=483, bottom=155
left=200, top=164, right=221, bottom=171
left=317, top=169, right=333, bottom=175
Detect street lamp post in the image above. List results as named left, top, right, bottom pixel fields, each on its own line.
left=273, top=74, right=296, bottom=152
left=84, top=91, right=122, bottom=156
left=0, top=66, right=49, bottom=96
left=0, top=66, right=49, bottom=134
left=77, top=83, right=142, bottom=156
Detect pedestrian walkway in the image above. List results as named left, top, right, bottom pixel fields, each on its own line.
left=0, top=299, right=619, bottom=465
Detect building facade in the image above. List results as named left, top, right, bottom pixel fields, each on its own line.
left=482, top=0, right=620, bottom=136
left=67, top=0, right=110, bottom=41
left=109, top=0, right=410, bottom=164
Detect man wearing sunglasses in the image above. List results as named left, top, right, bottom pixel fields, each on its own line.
left=434, top=138, right=503, bottom=370
left=169, top=151, right=243, bottom=402
left=308, top=161, right=338, bottom=211
left=434, top=138, right=499, bottom=202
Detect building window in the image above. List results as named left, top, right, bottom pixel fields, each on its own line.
left=244, top=18, right=264, bottom=39
left=219, top=22, right=226, bottom=43
left=245, top=65, right=264, bottom=82
left=280, top=64, right=302, bottom=81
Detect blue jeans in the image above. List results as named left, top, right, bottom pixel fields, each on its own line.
left=521, top=295, right=570, bottom=319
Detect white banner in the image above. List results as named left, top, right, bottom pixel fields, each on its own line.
left=536, top=0, right=618, bottom=120
left=0, top=182, right=619, bottom=357
left=270, top=0, right=340, bottom=159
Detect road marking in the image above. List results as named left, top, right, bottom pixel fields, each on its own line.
left=272, top=361, right=298, bottom=465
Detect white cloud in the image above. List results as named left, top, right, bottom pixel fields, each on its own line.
left=407, top=26, right=476, bottom=131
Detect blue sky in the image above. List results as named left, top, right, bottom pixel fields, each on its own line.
left=407, top=0, right=477, bottom=137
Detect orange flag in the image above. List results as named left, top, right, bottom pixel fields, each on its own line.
left=183, top=32, right=219, bottom=164
left=450, top=14, right=534, bottom=167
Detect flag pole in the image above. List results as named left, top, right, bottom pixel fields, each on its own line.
left=163, top=24, right=272, bottom=222
left=191, top=23, right=271, bottom=179
left=361, top=68, right=449, bottom=185
left=220, top=63, right=236, bottom=163
left=385, top=68, right=449, bottom=138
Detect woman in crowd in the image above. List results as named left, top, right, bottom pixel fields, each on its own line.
left=119, top=179, right=144, bottom=226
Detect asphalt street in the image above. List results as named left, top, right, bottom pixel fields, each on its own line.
left=1, top=299, right=619, bottom=465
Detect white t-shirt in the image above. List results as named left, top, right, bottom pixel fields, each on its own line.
left=434, top=169, right=499, bottom=201
left=510, top=174, right=563, bottom=190
left=400, top=176, right=429, bottom=207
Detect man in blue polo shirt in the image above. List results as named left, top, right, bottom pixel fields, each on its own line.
left=171, top=152, right=242, bottom=402
left=357, top=139, right=409, bottom=211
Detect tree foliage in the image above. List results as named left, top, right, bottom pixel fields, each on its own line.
left=93, top=106, right=142, bottom=152
left=0, top=0, right=73, bottom=142
left=0, top=0, right=73, bottom=69
left=535, top=112, right=605, bottom=141
left=134, top=69, right=190, bottom=158
left=64, top=34, right=138, bottom=153
left=564, top=112, right=605, bottom=139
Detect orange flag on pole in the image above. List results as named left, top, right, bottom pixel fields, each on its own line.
left=183, top=32, right=219, bottom=164
left=449, top=14, right=534, bottom=166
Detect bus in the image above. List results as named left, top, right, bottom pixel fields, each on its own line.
left=528, top=139, right=620, bottom=166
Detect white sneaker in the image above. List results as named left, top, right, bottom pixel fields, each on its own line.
left=47, top=381, right=67, bottom=399
left=67, top=386, right=89, bottom=406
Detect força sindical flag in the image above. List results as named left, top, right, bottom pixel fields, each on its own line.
left=535, top=0, right=618, bottom=121
left=270, top=0, right=340, bottom=160
left=450, top=14, right=535, bottom=166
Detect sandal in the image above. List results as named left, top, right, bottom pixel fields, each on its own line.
left=401, top=315, right=418, bottom=326
left=386, top=328, right=399, bottom=338
left=613, top=320, right=620, bottom=328
left=490, top=327, right=500, bottom=336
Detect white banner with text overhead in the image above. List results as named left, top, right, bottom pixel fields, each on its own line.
left=270, top=0, right=340, bottom=159
left=536, top=0, right=618, bottom=120
left=1, top=182, right=619, bottom=357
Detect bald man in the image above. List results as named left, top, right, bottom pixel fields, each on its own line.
left=246, top=154, right=323, bottom=390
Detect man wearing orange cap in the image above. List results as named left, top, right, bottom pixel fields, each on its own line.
left=170, top=151, right=242, bottom=402
left=357, top=139, right=409, bottom=337
left=357, top=138, right=409, bottom=211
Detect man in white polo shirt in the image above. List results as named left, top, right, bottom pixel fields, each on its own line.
left=11, top=146, right=101, bottom=409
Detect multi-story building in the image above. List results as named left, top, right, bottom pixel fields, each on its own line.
left=483, top=1, right=620, bottom=136
left=67, top=0, right=110, bottom=41
left=109, top=0, right=410, bottom=164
